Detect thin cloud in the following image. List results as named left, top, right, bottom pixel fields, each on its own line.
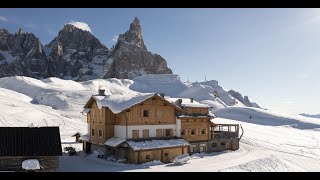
left=112, top=35, right=119, bottom=43
left=280, top=101, right=294, bottom=104
left=0, top=16, right=8, bottom=22
left=47, top=28, right=56, bottom=36
left=284, top=13, right=320, bottom=32
left=68, top=21, right=92, bottom=33
left=296, top=73, right=309, bottom=79
left=23, top=22, right=37, bottom=30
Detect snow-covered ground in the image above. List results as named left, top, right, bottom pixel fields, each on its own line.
left=0, top=75, right=320, bottom=171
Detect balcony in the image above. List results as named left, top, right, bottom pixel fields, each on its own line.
left=210, top=124, right=240, bottom=140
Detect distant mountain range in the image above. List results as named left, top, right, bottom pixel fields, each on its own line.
left=0, top=17, right=260, bottom=108
left=0, top=17, right=171, bottom=81
left=299, top=113, right=320, bottom=119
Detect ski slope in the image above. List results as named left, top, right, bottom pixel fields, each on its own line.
left=0, top=75, right=320, bottom=171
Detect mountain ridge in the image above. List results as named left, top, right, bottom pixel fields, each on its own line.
left=0, top=17, right=172, bottom=81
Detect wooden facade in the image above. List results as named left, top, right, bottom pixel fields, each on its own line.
left=114, top=96, right=179, bottom=126
left=181, top=107, right=209, bottom=115
left=86, top=101, right=114, bottom=145
left=0, top=156, right=59, bottom=172
left=127, top=146, right=189, bottom=164
left=180, top=117, right=211, bottom=142
left=82, top=93, right=240, bottom=164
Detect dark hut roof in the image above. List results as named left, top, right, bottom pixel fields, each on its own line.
left=0, top=127, right=62, bottom=156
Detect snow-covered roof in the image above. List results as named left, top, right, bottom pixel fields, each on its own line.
left=22, top=159, right=41, bottom=170
left=79, top=134, right=89, bottom=142
left=166, top=98, right=209, bottom=108
left=127, top=139, right=190, bottom=151
left=177, top=114, right=213, bottom=118
left=71, top=132, right=82, bottom=136
left=93, top=93, right=155, bottom=114
left=81, top=108, right=90, bottom=114
left=104, top=137, right=126, bottom=147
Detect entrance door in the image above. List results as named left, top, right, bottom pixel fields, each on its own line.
left=200, top=145, right=206, bottom=152
left=85, top=142, right=91, bottom=153
left=118, top=148, right=127, bottom=159
left=163, top=150, right=170, bottom=163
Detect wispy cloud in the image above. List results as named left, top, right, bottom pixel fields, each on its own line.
left=284, top=12, right=320, bottom=32
left=280, top=101, right=294, bottom=104
left=23, top=22, right=37, bottom=30
left=296, top=73, right=309, bottom=79
left=68, top=21, right=92, bottom=33
left=112, top=35, right=119, bottom=43
left=47, top=28, right=56, bottom=36
left=0, top=16, right=8, bottom=22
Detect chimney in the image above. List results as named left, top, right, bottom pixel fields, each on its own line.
left=190, top=98, right=193, bottom=103
left=175, top=99, right=182, bottom=106
left=98, top=89, right=105, bottom=96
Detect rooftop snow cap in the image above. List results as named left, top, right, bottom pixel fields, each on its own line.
left=98, top=89, right=105, bottom=96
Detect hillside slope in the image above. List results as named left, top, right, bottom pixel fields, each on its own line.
left=1, top=76, right=319, bottom=171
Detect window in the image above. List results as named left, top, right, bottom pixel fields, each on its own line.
left=201, top=129, right=206, bottom=135
left=212, top=143, right=217, bottom=147
left=156, top=129, right=162, bottom=138
left=143, top=110, right=149, bottom=117
left=91, top=129, right=95, bottom=136
left=200, top=146, right=204, bottom=152
left=189, top=147, right=194, bottom=153
left=181, top=129, right=185, bottom=136
left=132, top=130, right=139, bottom=139
left=164, top=129, right=173, bottom=137
left=98, top=129, right=103, bottom=138
left=143, top=129, right=149, bottom=139
left=191, top=129, right=196, bottom=135
left=221, top=142, right=226, bottom=146
left=164, top=153, right=169, bottom=157
left=165, top=129, right=170, bottom=136
left=146, top=155, right=150, bottom=159
left=200, top=145, right=206, bottom=152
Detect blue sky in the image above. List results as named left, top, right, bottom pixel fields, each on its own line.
left=0, top=8, right=319, bottom=115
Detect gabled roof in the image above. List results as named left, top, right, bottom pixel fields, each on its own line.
left=79, top=134, right=89, bottom=142
left=104, top=137, right=190, bottom=151
left=84, top=93, right=182, bottom=114
left=165, top=98, right=210, bottom=108
left=0, top=127, right=62, bottom=156
left=127, top=139, right=190, bottom=151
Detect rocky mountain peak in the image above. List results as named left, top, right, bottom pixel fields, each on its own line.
left=118, top=17, right=146, bottom=50
left=0, top=28, right=9, bottom=35
left=1, top=17, right=172, bottom=81
left=228, top=89, right=261, bottom=108
left=17, top=28, right=24, bottom=35
left=0, top=28, right=48, bottom=79
left=44, top=23, right=110, bottom=81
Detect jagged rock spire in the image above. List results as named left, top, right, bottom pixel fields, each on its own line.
left=18, top=28, right=24, bottom=35
left=118, top=17, right=146, bottom=50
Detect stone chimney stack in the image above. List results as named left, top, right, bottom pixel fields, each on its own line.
left=98, top=89, right=105, bottom=96
left=176, top=99, right=182, bottom=106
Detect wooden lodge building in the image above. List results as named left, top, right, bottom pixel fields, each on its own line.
left=0, top=127, right=62, bottom=172
left=80, top=89, right=240, bottom=164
